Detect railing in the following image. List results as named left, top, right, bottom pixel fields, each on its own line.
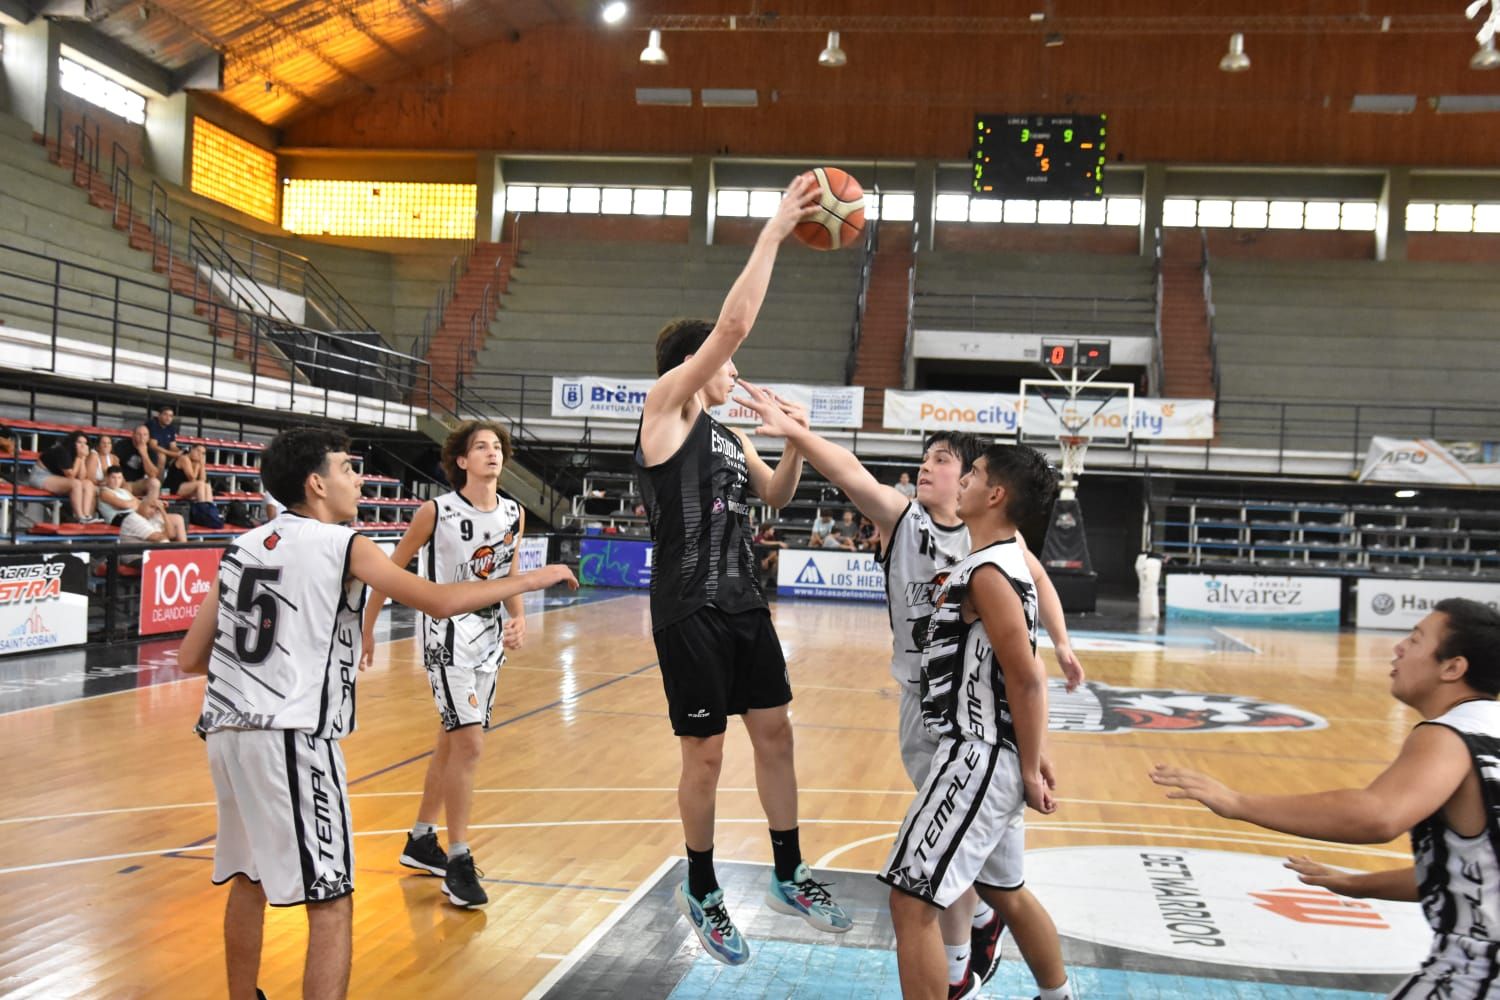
left=1151, top=225, right=1166, bottom=397
left=1200, top=227, right=1221, bottom=400
left=910, top=289, right=1156, bottom=335
left=843, top=211, right=879, bottom=385
left=413, top=234, right=479, bottom=362
left=900, top=220, right=920, bottom=389
left=1213, top=399, right=1500, bottom=465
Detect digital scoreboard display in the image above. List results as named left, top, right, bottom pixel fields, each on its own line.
left=972, top=114, right=1107, bottom=200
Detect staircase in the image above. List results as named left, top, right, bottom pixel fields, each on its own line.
left=850, top=242, right=914, bottom=430
left=1158, top=231, right=1216, bottom=399
left=416, top=241, right=516, bottom=412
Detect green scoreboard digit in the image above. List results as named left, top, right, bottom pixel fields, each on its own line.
left=973, top=114, right=1108, bottom=200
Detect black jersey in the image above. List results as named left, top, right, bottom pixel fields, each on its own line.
left=635, top=409, right=765, bottom=631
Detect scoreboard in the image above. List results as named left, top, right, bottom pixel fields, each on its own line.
left=972, top=114, right=1107, bottom=200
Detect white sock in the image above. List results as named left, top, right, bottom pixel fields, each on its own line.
left=972, top=898, right=994, bottom=927
left=448, top=842, right=470, bottom=859
left=411, top=821, right=436, bottom=838
left=945, top=944, right=970, bottom=985
left=1038, top=978, right=1071, bottom=1000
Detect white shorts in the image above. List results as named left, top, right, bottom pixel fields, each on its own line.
left=427, top=661, right=499, bottom=731
left=1388, top=933, right=1500, bottom=999
left=207, top=729, right=355, bottom=907
left=879, top=736, right=1026, bottom=909
left=898, top=680, right=939, bottom=787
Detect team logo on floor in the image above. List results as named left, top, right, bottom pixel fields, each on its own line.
left=1049, top=680, right=1326, bottom=733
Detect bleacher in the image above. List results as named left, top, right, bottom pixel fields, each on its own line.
left=477, top=239, right=863, bottom=383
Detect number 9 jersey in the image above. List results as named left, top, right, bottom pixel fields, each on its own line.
left=196, top=511, right=367, bottom=741
left=418, top=491, right=522, bottom=674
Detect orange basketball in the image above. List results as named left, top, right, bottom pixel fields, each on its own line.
left=793, top=167, right=866, bottom=251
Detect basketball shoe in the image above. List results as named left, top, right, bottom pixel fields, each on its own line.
left=443, top=852, right=488, bottom=908
left=948, top=970, right=982, bottom=1000
left=766, top=862, right=853, bottom=933
left=970, top=912, right=1006, bottom=983
left=675, top=881, right=750, bottom=965
left=399, top=830, right=447, bottom=876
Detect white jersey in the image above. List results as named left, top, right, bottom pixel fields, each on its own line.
left=196, top=512, right=365, bottom=741
left=882, top=501, right=970, bottom=683
left=419, top=490, right=522, bottom=673
left=920, top=539, right=1037, bottom=749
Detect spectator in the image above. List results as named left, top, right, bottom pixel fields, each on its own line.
left=0, top=427, right=15, bottom=458
left=165, top=442, right=214, bottom=504
left=86, top=435, right=117, bottom=486
left=821, top=524, right=856, bottom=551
left=120, top=425, right=163, bottom=497
left=839, top=509, right=858, bottom=538
left=754, top=523, right=785, bottom=588
left=146, top=404, right=183, bottom=464
left=809, top=509, right=835, bottom=544
left=29, top=431, right=100, bottom=523
left=894, top=471, right=917, bottom=499
left=119, top=489, right=188, bottom=545
left=856, top=514, right=879, bottom=551
left=96, top=466, right=140, bottom=525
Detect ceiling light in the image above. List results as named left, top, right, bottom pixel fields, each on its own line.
left=1219, top=32, right=1251, bottom=72
left=640, top=28, right=667, bottom=65
left=1044, top=31, right=1064, bottom=47
left=600, top=2, right=627, bottom=25
left=1394, top=489, right=1419, bottom=498
left=1473, top=36, right=1500, bottom=70
left=818, top=30, right=846, bottom=67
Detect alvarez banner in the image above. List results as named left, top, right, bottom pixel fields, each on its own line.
left=0, top=552, right=89, bottom=655
left=552, top=376, right=864, bottom=429
left=776, top=548, right=886, bottom=602
left=1358, top=437, right=1500, bottom=486
left=1165, top=573, right=1341, bottom=627
left=882, top=390, right=1215, bottom=440
left=139, top=548, right=224, bottom=636
left=1354, top=577, right=1500, bottom=631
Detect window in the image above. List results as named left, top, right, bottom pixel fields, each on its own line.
left=1162, top=198, right=1197, bottom=228
left=1196, top=199, right=1232, bottom=228
left=568, top=186, right=600, bottom=214
left=863, top=193, right=881, bottom=221
left=1232, top=200, right=1268, bottom=229
left=1002, top=200, right=1037, bottom=224
left=1071, top=200, right=1106, bottom=225
left=1474, top=204, right=1500, bottom=234
left=747, top=190, right=781, bottom=218
left=632, top=188, right=665, bottom=215
left=58, top=56, right=146, bottom=125
left=1303, top=201, right=1341, bottom=230
left=1404, top=202, right=1436, bottom=232
left=191, top=118, right=277, bottom=224
left=1036, top=200, right=1072, bottom=225
left=536, top=186, right=569, bottom=213
left=600, top=187, right=633, bottom=215
left=1340, top=201, right=1377, bottom=231
left=505, top=184, right=538, bottom=212
left=935, top=193, right=970, bottom=222
left=716, top=189, right=749, bottom=218
left=880, top=193, right=914, bottom=221
left=281, top=180, right=477, bottom=238
left=1436, top=203, right=1474, bottom=233
left=664, top=189, right=693, bottom=216
left=1106, top=198, right=1141, bottom=227
left=1268, top=200, right=1305, bottom=229
left=968, top=198, right=1004, bottom=223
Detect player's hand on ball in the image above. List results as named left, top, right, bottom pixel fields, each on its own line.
left=1023, top=772, right=1057, bottom=814
left=1150, top=764, right=1241, bottom=818
left=502, top=616, right=526, bottom=650
left=1284, top=855, right=1361, bottom=897
left=768, top=173, right=823, bottom=238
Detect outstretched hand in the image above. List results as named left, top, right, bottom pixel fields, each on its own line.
left=1149, top=763, right=1242, bottom=819
left=1284, top=855, right=1362, bottom=897
left=767, top=173, right=824, bottom=240
left=733, top=379, right=805, bottom=438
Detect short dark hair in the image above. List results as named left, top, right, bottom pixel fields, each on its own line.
left=655, top=319, right=714, bottom=376
left=1435, top=598, right=1500, bottom=696
left=923, top=431, right=987, bottom=473
left=105, top=465, right=123, bottom=477
left=259, top=427, right=351, bottom=509
left=441, top=420, right=513, bottom=490
left=980, top=443, right=1059, bottom=526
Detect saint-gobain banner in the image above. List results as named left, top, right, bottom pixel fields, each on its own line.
left=517, top=534, right=549, bottom=574
left=1165, top=573, right=1341, bottom=627
left=578, top=537, right=653, bottom=589
left=552, top=376, right=864, bottom=428
left=882, top=390, right=1215, bottom=440
left=0, top=552, right=89, bottom=655
left=776, top=548, right=886, bottom=602
left=1358, top=437, right=1500, bottom=486
left=1355, top=578, right=1500, bottom=631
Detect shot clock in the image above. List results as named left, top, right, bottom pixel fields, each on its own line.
left=973, top=114, right=1107, bottom=199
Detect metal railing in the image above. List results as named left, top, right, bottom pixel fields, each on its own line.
left=1200, top=227, right=1221, bottom=400
left=843, top=211, right=879, bottom=385
left=414, top=234, right=479, bottom=362
left=910, top=288, right=1156, bottom=335
left=900, top=221, right=920, bottom=389
left=1151, top=225, right=1166, bottom=397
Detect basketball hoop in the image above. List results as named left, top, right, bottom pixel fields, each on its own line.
left=1057, top=435, right=1090, bottom=501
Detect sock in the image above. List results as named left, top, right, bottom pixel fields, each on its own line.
left=945, top=944, right=971, bottom=985
left=448, top=842, right=470, bottom=859
left=687, top=845, right=719, bottom=900
left=412, top=821, right=436, bottom=838
left=770, top=827, right=802, bottom=882
left=1039, top=979, right=1071, bottom=1000
left=972, top=898, right=994, bottom=927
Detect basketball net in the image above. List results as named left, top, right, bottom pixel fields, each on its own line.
left=1057, top=435, right=1089, bottom=502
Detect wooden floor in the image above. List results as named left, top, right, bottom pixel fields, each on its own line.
left=0, top=594, right=1422, bottom=999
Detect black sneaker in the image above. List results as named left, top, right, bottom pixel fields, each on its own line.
left=256, top=990, right=268, bottom=1000
left=399, top=831, right=447, bottom=876
left=947, top=970, right=980, bottom=1000
left=969, top=912, right=1006, bottom=983
left=443, top=852, right=489, bottom=908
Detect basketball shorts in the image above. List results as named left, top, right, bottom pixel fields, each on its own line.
left=1387, top=933, right=1500, bottom=999
left=878, top=736, right=1026, bottom=909
left=652, top=606, right=792, bottom=737
left=207, top=729, right=355, bottom=907
left=426, top=659, right=499, bottom=732
left=898, top=679, right=941, bottom=787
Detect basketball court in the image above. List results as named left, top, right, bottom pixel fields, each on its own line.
left=0, top=591, right=1426, bottom=998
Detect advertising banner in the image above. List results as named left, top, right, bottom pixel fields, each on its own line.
left=1358, top=437, right=1500, bottom=486
left=517, top=534, right=549, bottom=574
left=0, top=552, right=89, bottom=655
left=1164, top=573, right=1341, bottom=627
left=1354, top=577, right=1500, bottom=631
left=578, top=537, right=653, bottom=589
left=776, top=548, right=886, bottom=602
left=882, top=390, right=1215, bottom=440
left=551, top=376, right=864, bottom=428
left=139, top=548, right=224, bottom=636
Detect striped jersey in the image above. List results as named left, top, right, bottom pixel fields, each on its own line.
left=635, top=409, right=764, bottom=630
left=195, top=512, right=365, bottom=741
left=419, top=490, right=522, bottom=673
left=920, top=538, right=1037, bottom=749
left=882, top=501, right=971, bottom=683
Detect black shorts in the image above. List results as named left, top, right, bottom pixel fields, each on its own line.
left=652, top=606, right=791, bottom=737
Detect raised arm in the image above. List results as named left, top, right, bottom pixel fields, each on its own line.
left=735, top=429, right=804, bottom=510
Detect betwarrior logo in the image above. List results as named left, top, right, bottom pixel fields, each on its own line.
left=1047, top=680, right=1326, bottom=733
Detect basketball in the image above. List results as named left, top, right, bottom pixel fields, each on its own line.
left=794, top=167, right=866, bottom=251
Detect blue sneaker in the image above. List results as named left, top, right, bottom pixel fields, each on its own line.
left=766, top=862, right=853, bottom=933
left=675, top=881, right=750, bottom=965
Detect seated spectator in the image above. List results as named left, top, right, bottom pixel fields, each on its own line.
left=821, top=524, right=855, bottom=551
left=120, top=425, right=163, bottom=498
left=809, top=509, right=835, bottom=544
left=856, top=514, right=879, bottom=551
left=146, top=404, right=183, bottom=465
left=119, top=491, right=187, bottom=545
left=96, top=466, right=140, bottom=525
left=86, top=434, right=117, bottom=486
left=894, top=471, right=917, bottom=499
left=839, top=509, right=858, bottom=538
left=755, top=523, right=785, bottom=582
left=29, top=431, right=100, bottom=523
left=0, top=427, right=15, bottom=457
left=165, top=443, right=214, bottom=504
